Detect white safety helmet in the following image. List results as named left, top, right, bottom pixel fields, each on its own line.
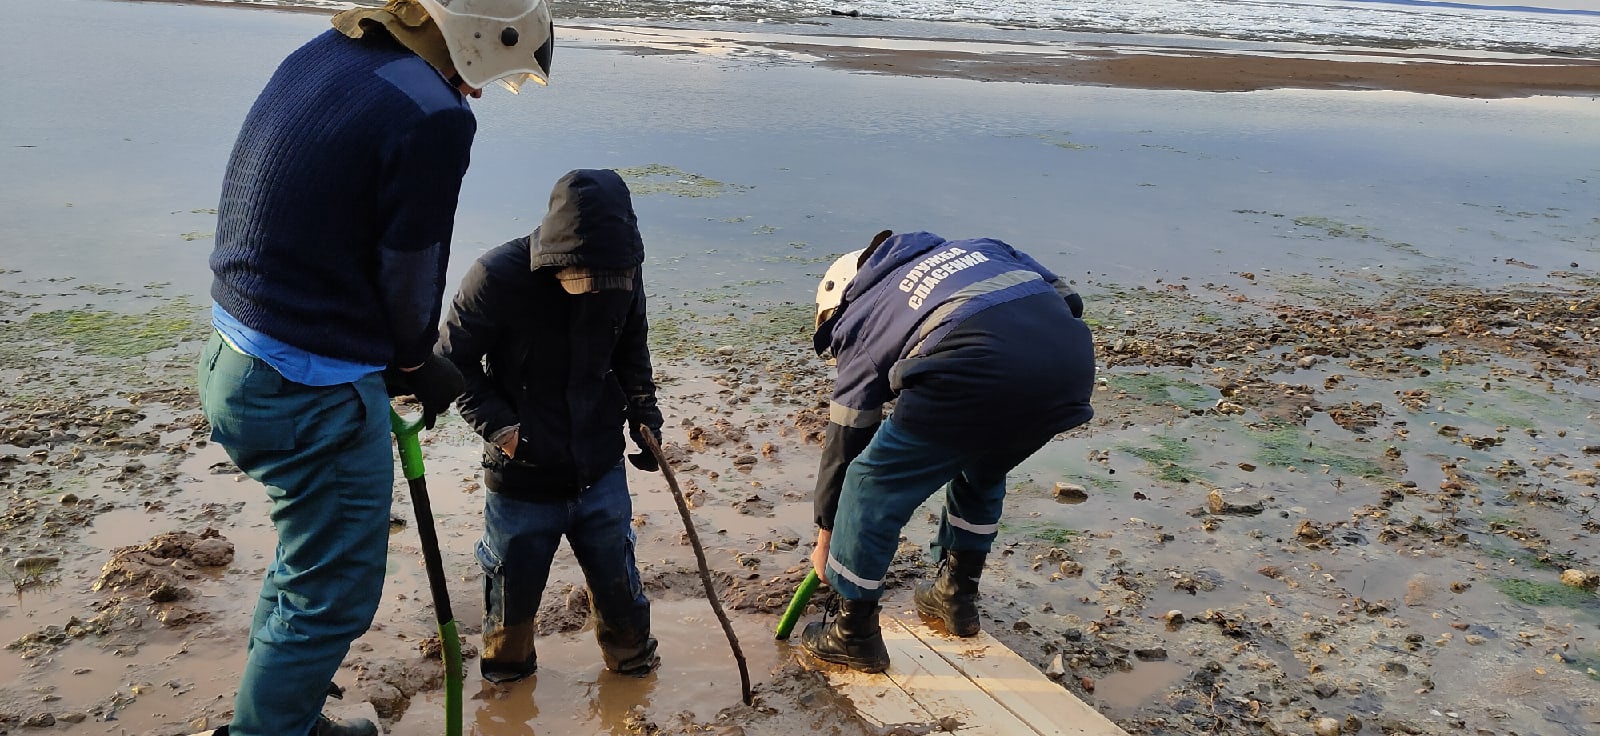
left=812, top=248, right=868, bottom=360
left=815, top=249, right=863, bottom=334
left=417, top=0, right=554, bottom=92
left=813, top=231, right=893, bottom=357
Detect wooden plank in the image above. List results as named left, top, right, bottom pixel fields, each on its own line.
left=823, top=615, right=1043, bottom=735
left=887, top=607, right=1129, bottom=736
left=824, top=663, right=941, bottom=733
left=806, top=604, right=1130, bottom=736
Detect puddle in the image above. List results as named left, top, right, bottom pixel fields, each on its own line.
left=1093, top=660, right=1187, bottom=716
left=386, top=600, right=785, bottom=736
left=84, top=507, right=172, bottom=551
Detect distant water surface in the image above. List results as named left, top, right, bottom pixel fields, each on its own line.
left=203, top=0, right=1600, bottom=56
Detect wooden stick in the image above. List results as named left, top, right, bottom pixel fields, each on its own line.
left=641, top=432, right=753, bottom=705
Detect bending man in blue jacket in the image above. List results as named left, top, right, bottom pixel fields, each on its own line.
left=804, top=230, right=1096, bottom=673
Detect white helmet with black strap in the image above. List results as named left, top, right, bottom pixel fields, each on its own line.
left=813, top=230, right=894, bottom=357
left=814, top=249, right=863, bottom=334
left=417, top=0, right=554, bottom=92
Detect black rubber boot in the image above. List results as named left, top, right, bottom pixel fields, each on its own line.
left=607, top=636, right=661, bottom=677
left=801, top=599, right=890, bottom=673
left=914, top=550, right=986, bottom=637
left=311, top=715, right=378, bottom=736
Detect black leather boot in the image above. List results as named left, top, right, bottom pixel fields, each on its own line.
left=914, top=550, right=985, bottom=636
left=801, top=598, right=890, bottom=673
left=311, top=715, right=378, bottom=736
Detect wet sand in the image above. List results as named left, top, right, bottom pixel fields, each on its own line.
left=557, top=18, right=1600, bottom=98
left=782, top=44, right=1600, bottom=97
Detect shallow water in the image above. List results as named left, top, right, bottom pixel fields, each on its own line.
left=3, top=0, right=1598, bottom=309
left=182, top=0, right=1600, bottom=55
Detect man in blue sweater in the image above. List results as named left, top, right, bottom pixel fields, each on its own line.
left=197, top=1, right=552, bottom=734
left=803, top=231, right=1096, bottom=673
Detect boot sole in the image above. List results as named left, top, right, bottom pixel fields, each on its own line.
left=913, top=601, right=981, bottom=637
left=806, top=649, right=890, bottom=674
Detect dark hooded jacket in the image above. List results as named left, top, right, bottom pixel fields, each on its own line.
left=438, top=169, right=661, bottom=497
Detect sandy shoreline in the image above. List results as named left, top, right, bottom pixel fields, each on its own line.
left=774, top=43, right=1600, bottom=98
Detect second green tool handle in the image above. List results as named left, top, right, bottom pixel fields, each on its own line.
left=774, top=569, right=821, bottom=640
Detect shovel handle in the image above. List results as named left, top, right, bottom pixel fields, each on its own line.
left=388, top=410, right=426, bottom=480
left=387, top=408, right=461, bottom=736
left=774, top=570, right=821, bottom=640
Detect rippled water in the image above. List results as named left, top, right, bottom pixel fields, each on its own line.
left=208, top=0, right=1600, bottom=55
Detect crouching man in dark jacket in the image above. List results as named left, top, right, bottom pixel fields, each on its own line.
left=438, top=169, right=662, bottom=682
left=803, top=230, right=1096, bottom=673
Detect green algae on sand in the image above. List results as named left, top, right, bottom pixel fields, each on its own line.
left=13, top=298, right=204, bottom=360
left=615, top=164, right=751, bottom=198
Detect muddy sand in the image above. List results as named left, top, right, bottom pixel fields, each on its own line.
left=5, top=245, right=1599, bottom=736
left=3, top=1, right=1600, bottom=736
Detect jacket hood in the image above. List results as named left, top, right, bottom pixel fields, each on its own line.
left=812, top=231, right=948, bottom=355
left=331, top=0, right=454, bottom=78
left=530, top=169, right=645, bottom=270
left=844, top=231, right=947, bottom=303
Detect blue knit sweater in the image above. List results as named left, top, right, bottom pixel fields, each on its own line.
left=210, top=29, right=476, bottom=369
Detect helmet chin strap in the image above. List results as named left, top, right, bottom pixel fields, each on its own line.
left=445, top=71, right=484, bottom=98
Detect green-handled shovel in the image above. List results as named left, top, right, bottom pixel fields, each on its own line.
left=390, top=409, right=462, bottom=736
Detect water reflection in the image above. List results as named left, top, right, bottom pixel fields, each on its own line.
left=588, top=669, right=659, bottom=735
left=471, top=679, right=539, bottom=736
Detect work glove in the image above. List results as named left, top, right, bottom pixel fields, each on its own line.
left=627, top=427, right=660, bottom=472
left=382, top=353, right=465, bottom=430
left=626, top=393, right=664, bottom=472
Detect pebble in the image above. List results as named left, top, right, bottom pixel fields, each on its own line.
left=1313, top=717, right=1341, bottom=736
left=1560, top=569, right=1589, bottom=588
left=1044, top=653, right=1066, bottom=679
left=13, top=556, right=59, bottom=571
left=1053, top=482, right=1089, bottom=503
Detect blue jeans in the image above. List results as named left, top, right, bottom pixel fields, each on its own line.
left=477, top=462, right=654, bottom=680
left=197, top=333, right=393, bottom=736
left=827, top=418, right=1051, bottom=601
